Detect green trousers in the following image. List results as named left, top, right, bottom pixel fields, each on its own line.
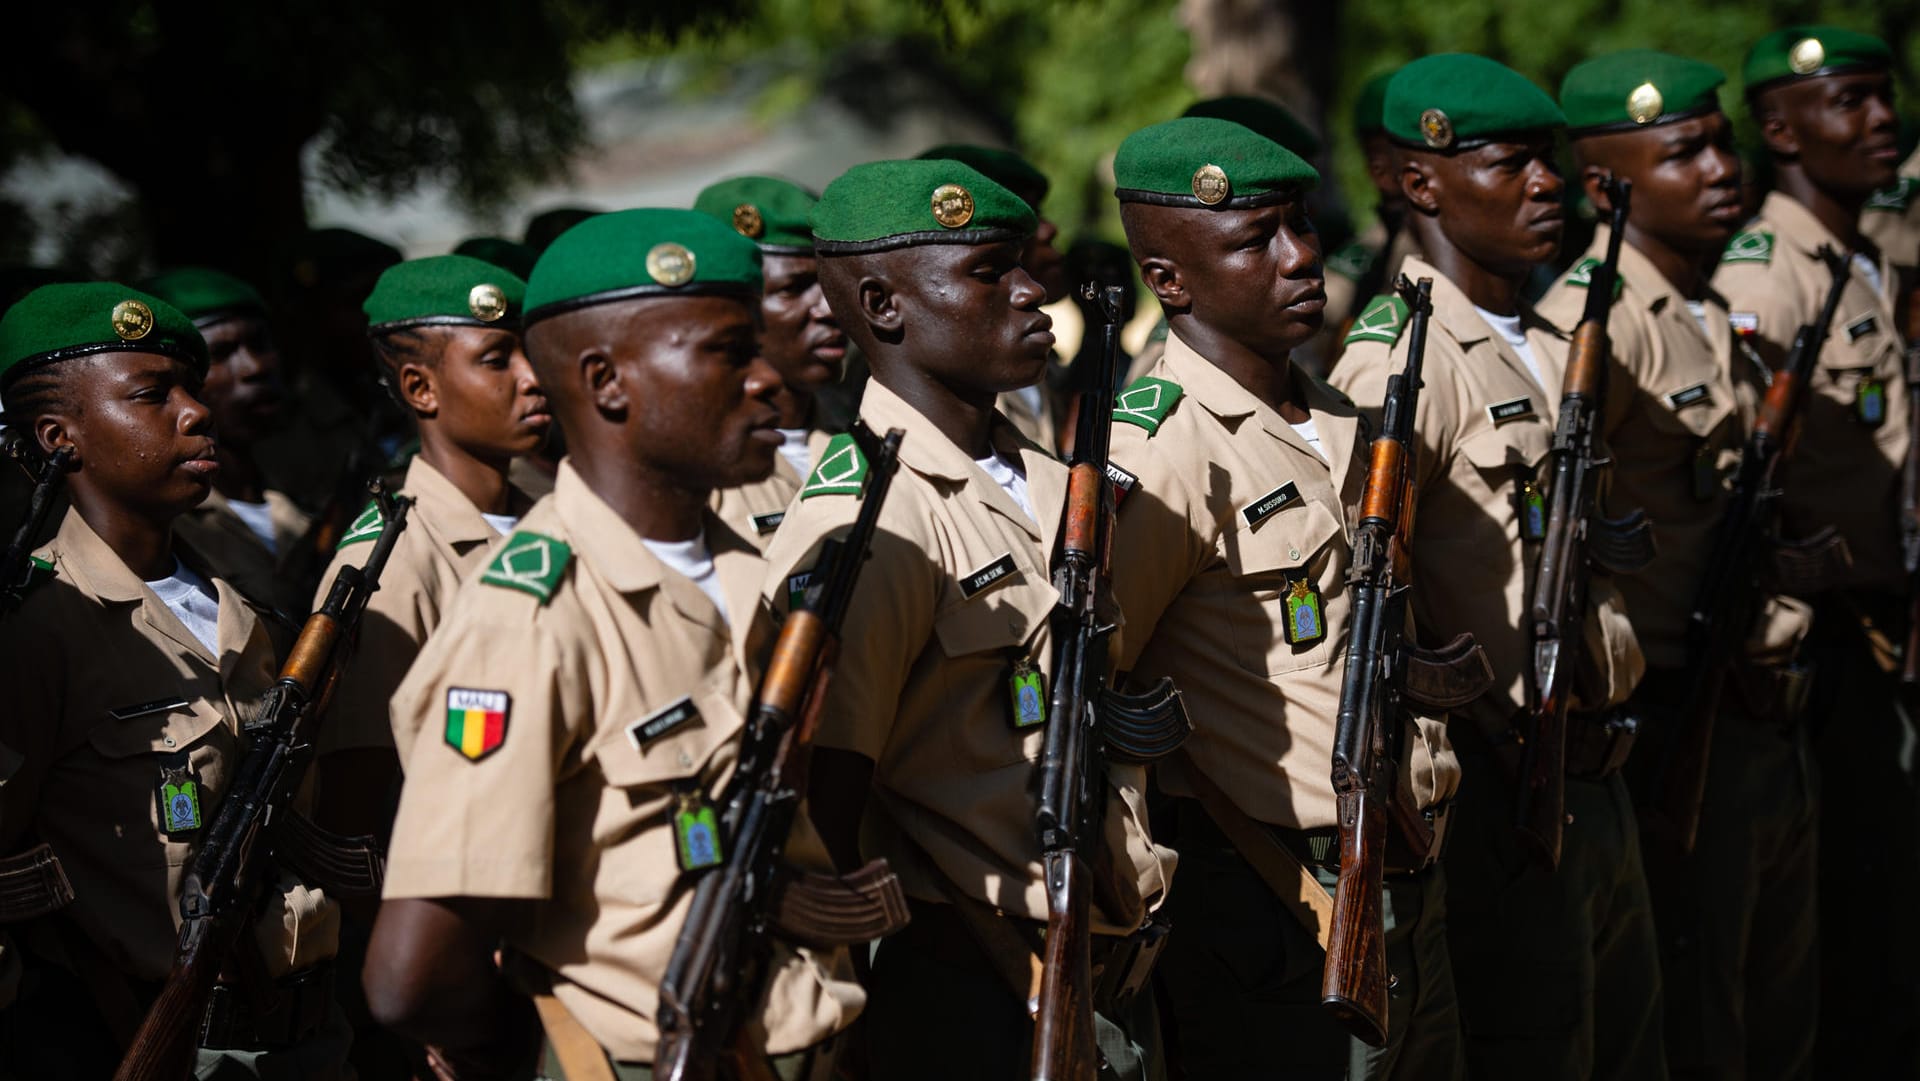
left=1156, top=798, right=1463, bottom=1081
left=1444, top=754, right=1666, bottom=1081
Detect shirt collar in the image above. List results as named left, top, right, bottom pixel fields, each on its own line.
left=1161, top=329, right=1365, bottom=492
left=401, top=456, right=502, bottom=548
left=551, top=460, right=662, bottom=596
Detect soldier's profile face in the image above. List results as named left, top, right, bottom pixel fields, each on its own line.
left=892, top=241, right=1053, bottom=397
left=197, top=313, right=285, bottom=446
left=1769, top=72, right=1899, bottom=196
left=759, top=253, right=844, bottom=394
left=55, top=352, right=219, bottom=517
left=617, top=295, right=781, bottom=489
left=1423, top=136, right=1565, bottom=275
left=427, top=326, right=550, bottom=460
left=1169, top=200, right=1325, bottom=359
left=1586, top=112, right=1743, bottom=256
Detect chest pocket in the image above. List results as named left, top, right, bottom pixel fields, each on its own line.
left=83, top=696, right=232, bottom=866
left=1458, top=422, right=1552, bottom=538
left=932, top=553, right=1059, bottom=768
left=1220, top=496, right=1344, bottom=676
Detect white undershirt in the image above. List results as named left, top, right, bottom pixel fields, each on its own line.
left=1012, top=384, right=1045, bottom=419
left=480, top=512, right=519, bottom=537
left=643, top=532, right=729, bottom=625
left=146, top=559, right=221, bottom=655
left=225, top=498, right=278, bottom=555
left=974, top=452, right=1036, bottom=522
left=1473, top=305, right=1548, bottom=391
left=1852, top=252, right=1884, bottom=296
left=775, top=428, right=814, bottom=479
left=1287, top=416, right=1326, bottom=462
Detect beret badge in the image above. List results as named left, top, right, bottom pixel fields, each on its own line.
left=1420, top=108, right=1454, bottom=150
left=1789, top=37, right=1825, bottom=76
left=930, top=183, right=975, bottom=229
left=1191, top=164, right=1230, bottom=205
left=111, top=299, right=154, bottom=341
left=1626, top=82, right=1664, bottom=125
left=732, top=203, right=765, bottom=240
left=646, top=242, right=697, bottom=287
left=468, top=283, right=508, bottom=322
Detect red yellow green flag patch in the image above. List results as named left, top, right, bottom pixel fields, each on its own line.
left=445, top=687, right=510, bottom=761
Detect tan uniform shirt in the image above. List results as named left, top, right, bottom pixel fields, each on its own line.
left=1108, top=333, right=1459, bottom=830
left=759, top=380, right=1173, bottom=932
left=1861, top=146, right=1920, bottom=278
left=174, top=487, right=314, bottom=617
left=0, top=510, right=335, bottom=981
left=383, top=463, right=857, bottom=1060
left=1713, top=191, right=1910, bottom=591
left=314, top=456, right=523, bottom=759
left=1331, top=257, right=1643, bottom=737
left=709, top=428, right=832, bottom=552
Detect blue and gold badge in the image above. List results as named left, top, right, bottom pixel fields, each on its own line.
left=156, top=759, right=203, bottom=836
left=1518, top=477, right=1548, bottom=541
left=1009, top=655, right=1048, bottom=729
left=1857, top=378, right=1886, bottom=428
left=1282, top=578, right=1326, bottom=647
left=673, top=787, right=724, bottom=873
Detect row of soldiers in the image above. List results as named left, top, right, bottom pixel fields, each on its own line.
left=2, top=21, right=1918, bottom=1081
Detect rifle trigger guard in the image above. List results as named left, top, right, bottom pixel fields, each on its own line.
left=1400, top=634, right=1495, bottom=710
left=1099, top=677, right=1192, bottom=763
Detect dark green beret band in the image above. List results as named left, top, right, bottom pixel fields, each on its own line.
left=1354, top=69, right=1397, bottom=136
left=364, top=255, right=528, bottom=334
left=916, top=145, right=1051, bottom=210
left=1743, top=25, right=1892, bottom=97
left=452, top=237, right=538, bottom=280
left=1114, top=116, right=1318, bottom=210
left=0, top=282, right=208, bottom=387
left=524, top=208, right=763, bottom=325
left=812, top=160, right=1036, bottom=254
left=1183, top=96, right=1323, bottom=159
left=1562, top=49, right=1726, bottom=136
left=1385, top=54, right=1565, bottom=151
left=142, top=267, right=269, bottom=327
left=693, top=176, right=818, bottom=254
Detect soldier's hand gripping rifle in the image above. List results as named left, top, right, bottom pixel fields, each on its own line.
left=1647, top=246, right=1851, bottom=853
left=1516, top=177, right=1655, bottom=868
left=1032, top=285, right=1191, bottom=1081
left=654, top=422, right=913, bottom=1081
left=0, top=434, right=74, bottom=616
left=115, top=484, right=412, bottom=1081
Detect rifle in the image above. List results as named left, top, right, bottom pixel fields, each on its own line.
left=1516, top=178, right=1655, bottom=868
left=1032, top=284, right=1191, bottom=1081
left=114, top=483, right=412, bottom=1081
left=654, top=422, right=913, bottom=1081
left=1647, top=246, right=1851, bottom=853
left=0, top=434, right=74, bottom=616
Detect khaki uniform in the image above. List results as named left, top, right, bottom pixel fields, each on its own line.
left=1108, top=331, right=1465, bottom=1079
left=174, top=488, right=314, bottom=617
left=1860, top=146, right=1920, bottom=288
left=383, top=462, right=859, bottom=1064
left=1331, top=257, right=1662, bottom=1081
left=709, top=428, right=832, bottom=552
left=313, top=456, right=524, bottom=761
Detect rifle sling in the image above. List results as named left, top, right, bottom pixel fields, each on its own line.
left=529, top=991, right=619, bottom=1081
left=1179, top=753, right=1334, bottom=952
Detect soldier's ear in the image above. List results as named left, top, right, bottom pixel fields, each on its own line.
left=396, top=359, right=436, bottom=417
left=1137, top=256, right=1189, bottom=312
left=581, top=350, right=627, bottom=418
left=1580, top=164, right=1617, bottom=217
left=1401, top=156, right=1441, bottom=215
left=858, top=275, right=902, bottom=337
left=1755, top=95, right=1798, bottom=159
left=32, top=415, right=77, bottom=467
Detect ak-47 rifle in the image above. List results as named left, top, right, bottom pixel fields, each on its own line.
left=0, top=434, right=73, bottom=616
left=114, top=483, right=412, bottom=1081
left=1516, top=177, right=1655, bottom=868
left=653, top=422, right=913, bottom=1081
left=1647, top=246, right=1851, bottom=853
left=1032, top=284, right=1191, bottom=1081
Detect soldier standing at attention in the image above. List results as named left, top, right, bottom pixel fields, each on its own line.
left=761, top=160, right=1174, bottom=1081
left=144, top=267, right=314, bottom=616
left=1330, top=55, right=1657, bottom=1081
left=1105, top=116, right=1466, bottom=1079
left=364, top=209, right=862, bottom=1078
left=309, top=254, right=550, bottom=842
left=1710, top=27, right=1917, bottom=1074
left=695, top=176, right=847, bottom=549
left=0, top=283, right=348, bottom=1078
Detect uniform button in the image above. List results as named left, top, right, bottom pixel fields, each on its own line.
left=162, top=736, right=176, bottom=748
left=1288, top=547, right=1301, bottom=560
left=677, top=751, right=693, bottom=768
left=1009, top=615, right=1022, bottom=634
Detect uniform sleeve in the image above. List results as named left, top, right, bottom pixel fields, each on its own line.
left=1108, top=428, right=1211, bottom=673
left=313, top=539, right=433, bottom=756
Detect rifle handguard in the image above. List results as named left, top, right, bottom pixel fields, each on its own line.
left=768, top=859, right=911, bottom=949
left=1400, top=634, right=1494, bottom=710
left=1099, top=677, right=1192, bottom=763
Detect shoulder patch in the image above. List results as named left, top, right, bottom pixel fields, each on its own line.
left=1112, top=377, right=1184, bottom=436
left=1325, top=240, right=1377, bottom=280
left=1561, top=256, right=1624, bottom=299
left=480, top=531, right=572, bottom=604
left=1344, top=293, right=1409, bottom=347
left=1720, top=230, right=1774, bottom=266
left=336, top=500, right=383, bottom=548
left=6, top=554, right=55, bottom=600
left=1864, top=177, right=1918, bottom=213
left=799, top=432, right=868, bottom=499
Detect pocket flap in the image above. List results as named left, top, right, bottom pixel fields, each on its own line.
left=1221, top=497, right=1343, bottom=577
left=933, top=564, right=1058, bottom=659
left=87, top=693, right=226, bottom=759
left=1458, top=422, right=1549, bottom=474
left=591, top=683, right=745, bottom=789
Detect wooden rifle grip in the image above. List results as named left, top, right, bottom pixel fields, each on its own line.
left=1359, top=440, right=1404, bottom=524
left=1756, top=372, right=1799, bottom=441
left=760, top=610, right=826, bottom=721
left=1062, top=462, right=1103, bottom=556
left=278, top=613, right=341, bottom=690
left=1564, top=325, right=1606, bottom=398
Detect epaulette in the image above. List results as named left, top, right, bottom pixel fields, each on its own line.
left=1864, top=177, right=1919, bottom=214
left=1720, top=230, right=1774, bottom=266
left=1325, top=239, right=1377, bottom=281
left=799, top=432, right=868, bottom=499
left=480, top=531, right=572, bottom=604
left=337, top=500, right=384, bottom=548
left=1112, top=377, right=1183, bottom=436
left=1561, top=256, right=1624, bottom=299
left=1344, top=293, right=1409, bottom=347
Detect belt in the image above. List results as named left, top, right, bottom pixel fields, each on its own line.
left=1564, top=708, right=1639, bottom=779
left=198, top=961, right=335, bottom=1052
left=1174, top=797, right=1432, bottom=878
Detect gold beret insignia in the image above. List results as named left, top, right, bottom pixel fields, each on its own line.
left=931, top=183, right=975, bottom=229
left=646, top=242, right=697, bottom=287
left=1627, top=82, right=1664, bottom=125
left=1191, top=164, right=1230, bottom=205
left=111, top=299, right=154, bottom=341
left=732, top=203, right=765, bottom=240
left=1789, top=37, right=1825, bottom=76
left=468, top=283, right=508, bottom=322
left=1420, top=108, right=1455, bottom=150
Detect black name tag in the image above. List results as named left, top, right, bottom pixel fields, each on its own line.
left=629, top=697, right=700, bottom=748
left=750, top=511, right=785, bottom=535
left=960, top=554, right=1018, bottom=599
left=1847, top=315, right=1878, bottom=342
left=1241, top=482, right=1302, bottom=528
left=1486, top=397, right=1534, bottom=425
left=1666, top=383, right=1711, bottom=410
left=109, top=697, right=190, bottom=721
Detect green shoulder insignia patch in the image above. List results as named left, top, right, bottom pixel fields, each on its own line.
left=337, top=500, right=384, bottom=548
left=1112, top=377, right=1183, bottom=436
left=1562, top=256, right=1624, bottom=299
left=1720, top=230, right=1774, bottom=266
left=1325, top=240, right=1377, bottom=281
left=9, top=555, right=54, bottom=598
left=1864, top=177, right=1917, bottom=214
left=480, top=531, right=572, bottom=604
left=1344, top=293, right=1409, bottom=347
left=800, top=432, right=869, bottom=499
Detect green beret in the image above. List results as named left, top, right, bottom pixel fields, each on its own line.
left=1183, top=96, right=1323, bottom=159
left=452, top=237, right=538, bottom=280
left=1384, top=54, right=1565, bottom=151
left=142, top=267, right=269, bottom=328
left=916, top=145, right=1050, bottom=210
left=0, top=282, right=208, bottom=388
left=1354, top=69, right=1398, bottom=136
left=1743, top=26, right=1892, bottom=97
left=811, top=160, right=1036, bottom=254
left=364, top=255, right=527, bottom=334
left=286, top=227, right=402, bottom=291
left=524, top=208, right=762, bottom=325
left=693, top=176, right=818, bottom=254
left=1562, top=50, right=1726, bottom=136
left=1113, top=117, right=1319, bottom=210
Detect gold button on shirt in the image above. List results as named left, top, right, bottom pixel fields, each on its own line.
left=759, top=379, right=1173, bottom=934
left=1331, top=258, right=1645, bottom=737
left=1108, top=332, right=1460, bottom=830
left=381, top=463, right=859, bottom=1062
left=173, top=487, right=314, bottom=617
left=0, top=509, right=337, bottom=981
left=710, top=427, right=833, bottom=553
left=1713, top=191, right=1911, bottom=592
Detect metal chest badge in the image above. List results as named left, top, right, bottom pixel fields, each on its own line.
left=673, top=785, right=724, bottom=873
left=157, top=757, right=203, bottom=836
left=1282, top=578, right=1326, bottom=647
left=1857, top=378, right=1887, bottom=428
left=1517, top=472, right=1548, bottom=541
left=1009, top=653, right=1048, bottom=729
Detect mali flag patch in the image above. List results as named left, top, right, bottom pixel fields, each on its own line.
left=445, top=688, right=510, bottom=761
